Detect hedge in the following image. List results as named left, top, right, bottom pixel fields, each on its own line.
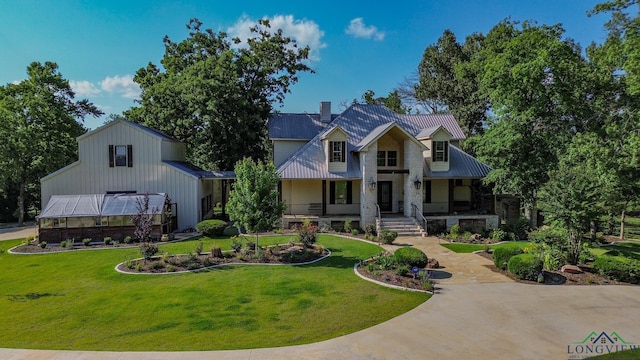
left=493, top=246, right=524, bottom=270
left=592, top=256, right=640, bottom=284
left=394, top=247, right=428, bottom=268
left=507, top=253, right=543, bottom=281
left=195, top=219, right=228, bottom=237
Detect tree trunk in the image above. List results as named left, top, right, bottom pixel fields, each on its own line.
left=620, top=211, right=626, bottom=240
left=17, top=180, right=25, bottom=226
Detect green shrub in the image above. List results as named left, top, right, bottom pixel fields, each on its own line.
left=507, top=253, right=543, bottom=281
left=395, top=264, right=411, bottom=276
left=161, top=252, right=170, bottom=263
left=490, top=228, right=508, bottom=242
left=493, top=246, right=524, bottom=270
left=343, top=219, right=352, bottom=233
left=139, top=242, right=159, bottom=260
left=379, top=229, right=398, bottom=245
left=0, top=248, right=4, bottom=255
left=230, top=237, right=242, bottom=252
left=502, top=216, right=531, bottom=240
left=166, top=265, right=176, bottom=272
left=82, top=238, right=91, bottom=246
left=223, top=226, right=239, bottom=237
left=394, top=247, right=428, bottom=268
left=194, top=241, right=204, bottom=255
left=364, top=223, right=377, bottom=236
left=449, top=224, right=460, bottom=240
left=103, top=237, right=112, bottom=245
left=39, top=241, right=47, bottom=249
left=123, top=236, right=132, bottom=244
left=351, top=229, right=359, bottom=235
left=195, top=219, right=228, bottom=237
left=297, top=219, right=317, bottom=248
left=462, top=231, right=472, bottom=240
left=150, top=261, right=164, bottom=270
left=593, top=256, right=640, bottom=284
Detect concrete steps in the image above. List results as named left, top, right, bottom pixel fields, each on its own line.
left=379, top=216, right=424, bottom=237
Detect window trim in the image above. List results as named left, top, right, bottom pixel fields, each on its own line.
left=329, top=141, right=346, bottom=163
left=109, top=144, right=133, bottom=167
left=434, top=141, right=449, bottom=162
left=377, top=150, right=398, bottom=167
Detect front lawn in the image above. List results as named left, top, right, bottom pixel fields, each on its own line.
left=589, top=241, right=640, bottom=260
left=0, top=235, right=429, bottom=351
left=441, top=241, right=530, bottom=253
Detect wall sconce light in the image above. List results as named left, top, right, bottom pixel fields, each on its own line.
left=413, top=176, right=422, bottom=190
left=368, top=177, right=377, bottom=192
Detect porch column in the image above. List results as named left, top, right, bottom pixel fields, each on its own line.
left=360, top=143, right=378, bottom=227
left=403, top=139, right=423, bottom=217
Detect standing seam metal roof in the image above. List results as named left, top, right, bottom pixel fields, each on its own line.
left=424, top=145, right=491, bottom=179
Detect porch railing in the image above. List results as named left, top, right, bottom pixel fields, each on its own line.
left=411, top=203, right=428, bottom=235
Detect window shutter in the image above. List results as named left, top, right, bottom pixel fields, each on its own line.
left=127, top=145, right=133, bottom=167
left=346, top=181, right=352, bottom=204
left=329, top=181, right=336, bottom=204
left=329, top=142, right=334, bottom=162
left=341, top=142, right=346, bottom=162
left=444, top=142, right=449, bottom=161
left=108, top=145, right=114, bottom=167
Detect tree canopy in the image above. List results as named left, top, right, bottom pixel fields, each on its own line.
left=126, top=18, right=313, bottom=170
left=0, top=62, right=102, bottom=224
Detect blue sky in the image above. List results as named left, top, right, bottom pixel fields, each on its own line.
left=0, top=0, right=610, bottom=129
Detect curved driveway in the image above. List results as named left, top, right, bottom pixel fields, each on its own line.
left=1, top=233, right=638, bottom=359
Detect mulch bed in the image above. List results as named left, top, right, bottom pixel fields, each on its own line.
left=11, top=241, right=142, bottom=253
left=476, top=251, right=627, bottom=285
left=356, top=266, right=434, bottom=291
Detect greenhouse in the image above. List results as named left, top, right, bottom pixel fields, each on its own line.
left=38, top=193, right=173, bottom=243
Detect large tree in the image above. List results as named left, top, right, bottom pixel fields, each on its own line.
left=127, top=18, right=313, bottom=170
left=0, top=62, right=102, bottom=225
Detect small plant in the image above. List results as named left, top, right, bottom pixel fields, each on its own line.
left=194, top=241, right=204, bottom=255
left=151, top=261, right=164, bottom=270
left=187, top=263, right=199, bottom=270
left=351, top=229, right=359, bottom=235
left=166, top=265, right=176, bottom=272
left=364, top=223, right=377, bottom=236
left=462, top=231, right=472, bottom=241
left=125, top=259, right=134, bottom=269
left=82, top=238, right=92, bottom=246
left=195, top=219, right=228, bottom=237
left=103, top=237, right=112, bottom=245
left=318, top=224, right=332, bottom=233
left=490, top=228, right=508, bottom=242
left=223, top=226, right=240, bottom=237
left=230, top=237, right=243, bottom=252
left=245, top=241, right=256, bottom=251
left=211, top=246, right=223, bottom=258
left=395, top=264, right=411, bottom=276
left=394, top=247, right=428, bottom=268
left=297, top=219, right=318, bottom=248
left=202, top=257, right=212, bottom=267
left=343, top=219, right=352, bottom=233
left=123, top=236, right=133, bottom=244
left=421, top=277, right=435, bottom=291
left=273, top=228, right=283, bottom=234
left=139, top=242, right=159, bottom=261
left=135, top=264, right=143, bottom=272
left=39, top=241, right=47, bottom=249
left=377, top=253, right=396, bottom=270
left=449, top=224, right=460, bottom=240
left=379, top=229, right=398, bottom=245
left=161, top=252, right=170, bottom=263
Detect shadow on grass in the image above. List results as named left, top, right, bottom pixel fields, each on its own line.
left=602, top=243, right=640, bottom=261
left=6, top=292, right=64, bottom=302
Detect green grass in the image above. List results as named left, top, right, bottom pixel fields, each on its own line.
left=441, top=241, right=530, bottom=253
left=0, top=235, right=429, bottom=351
left=589, top=241, right=640, bottom=261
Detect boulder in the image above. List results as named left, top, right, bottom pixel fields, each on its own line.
left=561, top=264, right=583, bottom=274
left=427, top=258, right=440, bottom=269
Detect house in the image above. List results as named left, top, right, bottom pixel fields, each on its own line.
left=40, top=119, right=233, bottom=241
left=270, top=102, right=500, bottom=233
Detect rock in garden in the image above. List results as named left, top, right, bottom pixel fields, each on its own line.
left=427, top=258, right=439, bottom=269
left=470, top=233, right=483, bottom=242
left=561, top=265, right=583, bottom=274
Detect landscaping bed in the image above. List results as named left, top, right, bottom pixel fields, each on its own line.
left=356, top=248, right=437, bottom=292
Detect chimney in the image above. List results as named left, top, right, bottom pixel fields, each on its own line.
left=320, top=101, right=331, bottom=123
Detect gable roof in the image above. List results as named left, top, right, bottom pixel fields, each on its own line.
left=425, top=145, right=491, bottom=179
left=401, top=114, right=465, bottom=140
left=320, top=125, right=348, bottom=140
left=416, top=125, right=453, bottom=140
left=355, top=122, right=428, bottom=152
left=77, top=119, right=179, bottom=142
left=268, top=113, right=332, bottom=140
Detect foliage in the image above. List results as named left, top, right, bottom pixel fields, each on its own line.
left=126, top=18, right=312, bottom=170
left=379, top=229, right=398, bottom=245
left=343, top=219, right=352, bottom=233
left=103, top=237, right=112, bottom=246
left=196, top=219, right=227, bottom=237
left=449, top=224, right=460, bottom=240
left=351, top=229, right=359, bottom=235
left=364, top=223, right=377, bottom=236
left=507, top=253, right=543, bottom=281
left=230, top=237, right=243, bottom=252
left=223, top=226, right=239, bottom=237
left=39, top=241, right=47, bottom=249
left=82, top=238, right=91, bottom=246
left=490, top=228, right=508, bottom=242
left=501, top=217, right=530, bottom=240
left=592, top=256, right=640, bottom=284
left=493, top=246, right=524, bottom=270
left=123, top=236, right=132, bottom=244
left=139, top=242, right=159, bottom=261
left=131, top=193, right=159, bottom=243
left=297, top=219, right=318, bottom=248
left=360, top=89, right=411, bottom=114
left=227, top=158, right=285, bottom=235
left=394, top=247, right=429, bottom=268
left=0, top=62, right=102, bottom=224
left=193, top=241, right=204, bottom=255
left=395, top=264, right=411, bottom=276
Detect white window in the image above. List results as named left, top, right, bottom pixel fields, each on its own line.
left=434, top=141, right=449, bottom=162
left=330, top=141, right=345, bottom=162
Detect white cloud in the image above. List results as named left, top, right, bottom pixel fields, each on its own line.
left=227, top=14, right=326, bottom=61
left=70, top=80, right=101, bottom=97
left=345, top=18, right=385, bottom=41
left=100, top=75, right=140, bottom=99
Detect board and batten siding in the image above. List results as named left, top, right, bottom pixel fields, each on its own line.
left=273, top=140, right=308, bottom=167
left=41, top=121, right=201, bottom=230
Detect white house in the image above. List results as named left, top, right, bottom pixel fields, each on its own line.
left=40, top=119, right=233, bottom=238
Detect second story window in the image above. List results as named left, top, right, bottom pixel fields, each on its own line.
left=377, top=151, right=398, bottom=166
left=434, top=141, right=449, bottom=162
left=329, top=141, right=345, bottom=162
left=109, top=145, right=133, bottom=167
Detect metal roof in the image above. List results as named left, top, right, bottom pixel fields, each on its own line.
left=163, top=161, right=235, bottom=179
left=277, top=138, right=362, bottom=179
left=268, top=113, right=332, bottom=139
left=416, top=125, right=452, bottom=140
left=77, top=119, right=178, bottom=142
left=425, top=145, right=491, bottom=179
left=354, top=122, right=395, bottom=151
left=401, top=114, right=466, bottom=140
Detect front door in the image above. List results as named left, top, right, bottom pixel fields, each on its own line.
left=378, top=181, right=392, bottom=212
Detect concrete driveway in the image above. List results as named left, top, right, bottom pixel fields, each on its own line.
left=1, top=235, right=638, bottom=359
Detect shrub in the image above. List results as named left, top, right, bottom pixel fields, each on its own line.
left=230, top=237, right=242, bottom=252
left=166, top=265, right=176, bottom=272
left=379, top=229, right=398, bottom=245
left=161, top=252, right=170, bottom=263
left=351, top=229, right=359, bottom=235
left=343, top=219, right=352, bottom=233
left=593, top=256, right=640, bottom=284
left=493, top=246, right=524, bottom=270
left=449, top=224, right=460, bottom=240
left=490, top=228, right=508, bottom=242
left=462, top=231, right=472, bottom=241
left=195, top=219, right=228, bottom=237
left=395, top=264, right=411, bottom=276
left=394, top=247, right=428, bottom=268
left=194, top=241, right=204, bottom=255
left=223, top=226, right=239, bottom=237
left=39, top=241, right=47, bottom=249
left=103, top=237, right=112, bottom=245
left=82, top=238, right=91, bottom=246
left=245, top=241, right=256, bottom=251
left=502, top=216, right=531, bottom=240
left=211, top=246, right=223, bottom=258
left=151, top=261, right=164, bottom=270
left=507, top=253, right=543, bottom=281
left=139, top=242, right=159, bottom=260
left=123, top=236, right=133, bottom=244
left=297, top=219, right=317, bottom=248
left=364, top=223, right=377, bottom=236
left=375, top=253, right=396, bottom=270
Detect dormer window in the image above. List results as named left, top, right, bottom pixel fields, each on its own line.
left=329, top=141, right=345, bottom=162
left=434, top=141, right=449, bottom=162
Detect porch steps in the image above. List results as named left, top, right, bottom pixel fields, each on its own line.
left=379, top=216, right=424, bottom=237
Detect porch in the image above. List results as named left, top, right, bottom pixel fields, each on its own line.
left=281, top=214, right=361, bottom=230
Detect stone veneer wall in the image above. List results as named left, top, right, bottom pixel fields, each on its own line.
left=360, top=142, right=378, bottom=227
left=403, top=139, right=424, bottom=217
